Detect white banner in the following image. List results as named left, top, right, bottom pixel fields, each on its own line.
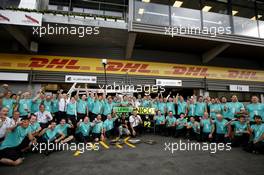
left=65, top=75, right=97, bottom=83
left=229, top=85, right=249, bottom=92
left=156, top=79, right=182, bottom=87
left=0, top=72, right=28, bottom=81
left=0, top=10, right=42, bottom=26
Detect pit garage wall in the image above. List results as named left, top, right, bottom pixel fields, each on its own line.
left=0, top=70, right=263, bottom=94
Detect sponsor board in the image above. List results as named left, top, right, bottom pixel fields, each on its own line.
left=0, top=54, right=263, bottom=82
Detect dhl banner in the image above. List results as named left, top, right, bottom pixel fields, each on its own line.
left=0, top=53, right=263, bottom=82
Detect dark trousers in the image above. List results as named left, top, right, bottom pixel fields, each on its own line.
left=155, top=124, right=165, bottom=135
left=201, top=132, right=213, bottom=142
left=231, top=134, right=249, bottom=147
left=244, top=141, right=264, bottom=154
left=105, top=129, right=114, bottom=138
left=166, top=126, right=175, bottom=137
left=77, top=113, right=86, bottom=122
left=130, top=124, right=143, bottom=137
left=75, top=132, right=91, bottom=143
left=57, top=111, right=66, bottom=123
left=215, top=133, right=230, bottom=143
left=175, top=127, right=187, bottom=138
left=187, top=128, right=200, bottom=141
left=90, top=113, right=98, bottom=122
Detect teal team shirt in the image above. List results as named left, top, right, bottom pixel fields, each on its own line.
left=166, top=102, right=175, bottom=115
left=77, top=99, right=87, bottom=114
left=52, top=99, right=59, bottom=113
left=152, top=102, right=158, bottom=111
left=92, top=121, right=104, bottom=134
left=200, top=119, right=212, bottom=133
left=31, top=99, right=42, bottom=113
left=177, top=101, right=187, bottom=115
left=30, top=122, right=41, bottom=133
left=188, top=121, right=200, bottom=133
left=0, top=126, right=31, bottom=150
left=232, top=121, right=248, bottom=136
left=251, top=124, right=264, bottom=143
left=246, top=103, right=264, bottom=121
left=158, top=102, right=166, bottom=114
left=103, top=119, right=115, bottom=131
left=228, top=102, right=244, bottom=119
left=176, top=118, right=187, bottom=130
left=3, top=98, right=16, bottom=117
left=87, top=97, right=94, bottom=112
left=209, top=103, right=221, bottom=119
left=44, top=100, right=52, bottom=112
left=103, top=101, right=114, bottom=116
left=44, top=128, right=58, bottom=141
left=195, top=102, right=206, bottom=116
left=76, top=122, right=92, bottom=136
left=215, top=119, right=228, bottom=134
left=18, top=99, right=32, bottom=116
left=166, top=116, right=176, bottom=127
left=66, top=102, right=77, bottom=115
left=55, top=124, right=71, bottom=136
left=220, top=103, right=230, bottom=118
left=155, top=115, right=165, bottom=125
left=92, top=100, right=104, bottom=115
left=187, top=104, right=195, bottom=116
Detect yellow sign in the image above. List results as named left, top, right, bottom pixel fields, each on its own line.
left=0, top=53, right=263, bottom=82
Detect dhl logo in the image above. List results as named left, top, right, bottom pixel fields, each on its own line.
left=0, top=54, right=262, bottom=82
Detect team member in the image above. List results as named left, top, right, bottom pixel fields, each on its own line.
left=103, top=114, right=118, bottom=138
left=35, top=104, right=53, bottom=129
left=0, top=108, right=13, bottom=142
left=220, top=96, right=230, bottom=120
left=245, top=115, right=264, bottom=154
left=228, top=95, right=245, bottom=120
left=187, top=98, right=195, bottom=118
left=52, top=94, right=59, bottom=123
left=76, top=87, right=88, bottom=122
left=213, top=114, right=230, bottom=143
left=29, top=115, right=41, bottom=137
left=117, top=113, right=130, bottom=137
left=194, top=96, right=207, bottom=121
left=58, top=91, right=67, bottom=123
left=158, top=97, right=166, bottom=115
left=102, top=96, right=114, bottom=121
left=55, top=118, right=74, bottom=143
left=228, top=116, right=249, bottom=147
left=200, top=112, right=214, bottom=142
left=154, top=110, right=165, bottom=135
left=18, top=92, right=32, bottom=119
left=44, top=95, right=52, bottom=112
left=187, top=116, right=200, bottom=141
left=165, top=111, right=176, bottom=136
left=175, top=113, right=188, bottom=138
left=0, top=118, right=36, bottom=166
left=91, top=93, right=104, bottom=121
left=246, top=96, right=264, bottom=122
left=175, top=94, right=187, bottom=117
left=2, top=90, right=16, bottom=118
left=11, top=111, right=21, bottom=127
left=166, top=96, right=176, bottom=116
left=209, top=98, right=221, bottom=120
left=129, top=110, right=143, bottom=137
left=66, top=96, right=77, bottom=127
left=91, top=115, right=104, bottom=141
left=75, top=116, right=92, bottom=143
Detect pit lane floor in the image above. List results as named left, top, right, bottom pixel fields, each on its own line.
left=1, top=134, right=263, bottom=175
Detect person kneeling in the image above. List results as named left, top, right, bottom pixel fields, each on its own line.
left=91, top=115, right=104, bottom=142
left=129, top=111, right=143, bottom=138
left=75, top=116, right=92, bottom=143
left=187, top=117, right=200, bottom=141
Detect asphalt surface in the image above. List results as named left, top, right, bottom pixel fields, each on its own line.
left=1, top=134, right=264, bottom=175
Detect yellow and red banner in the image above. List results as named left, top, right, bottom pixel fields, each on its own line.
left=0, top=53, right=263, bottom=82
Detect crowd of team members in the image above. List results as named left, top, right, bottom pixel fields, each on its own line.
left=0, top=84, right=264, bottom=166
